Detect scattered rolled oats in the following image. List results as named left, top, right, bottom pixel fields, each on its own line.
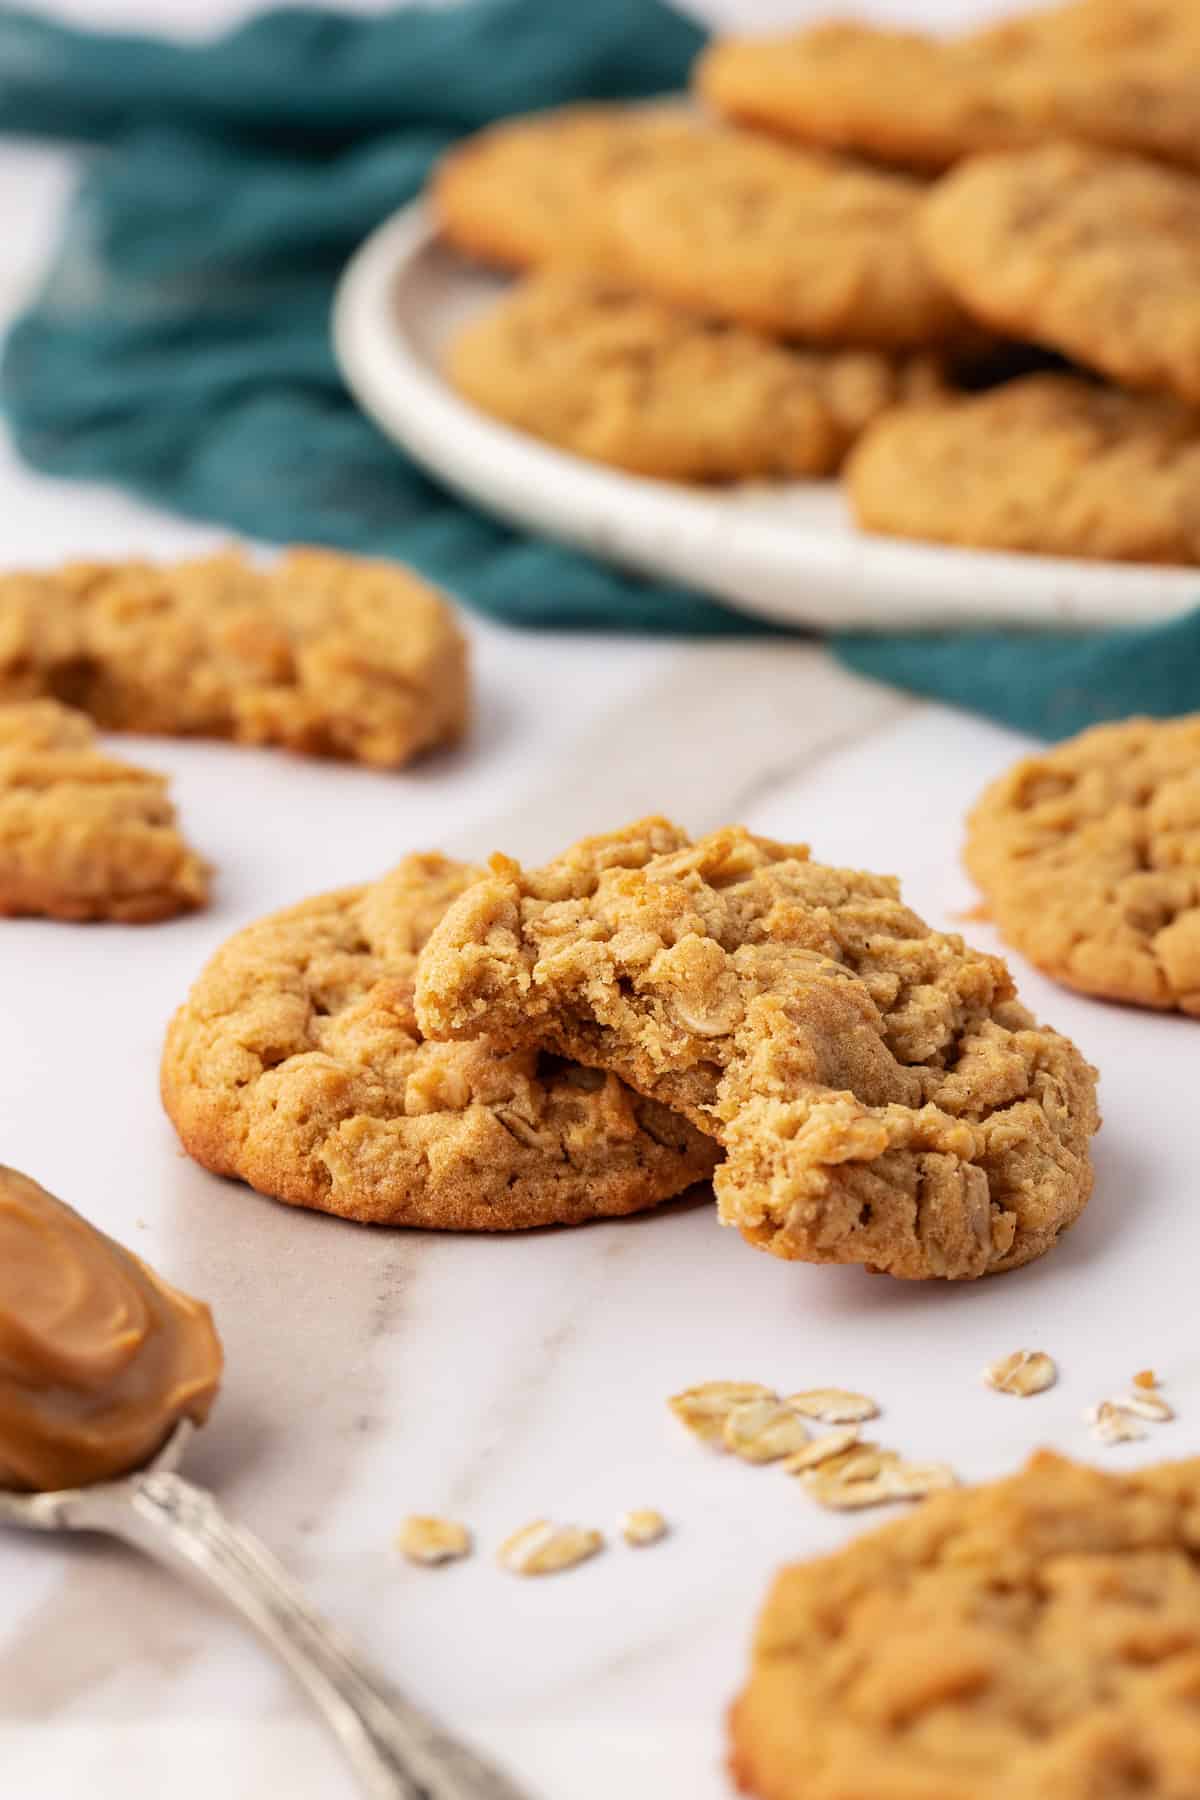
left=668, top=1380, right=776, bottom=1446
left=395, top=1515, right=472, bottom=1566
left=983, top=1349, right=1057, bottom=1397
left=780, top=1427, right=861, bottom=1474
left=723, top=1398, right=811, bottom=1464
left=785, top=1388, right=879, bottom=1425
left=1118, top=1389, right=1174, bottom=1423
left=498, top=1520, right=604, bottom=1576
left=799, top=1442, right=958, bottom=1511
left=1088, top=1401, right=1146, bottom=1445
left=620, top=1508, right=668, bottom=1547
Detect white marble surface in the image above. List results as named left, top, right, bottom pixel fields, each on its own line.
left=2, top=4, right=1196, bottom=1798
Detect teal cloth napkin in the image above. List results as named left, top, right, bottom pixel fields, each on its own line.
left=1, top=0, right=1199, bottom=734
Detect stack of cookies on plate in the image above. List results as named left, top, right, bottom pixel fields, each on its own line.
left=434, top=0, right=1200, bottom=566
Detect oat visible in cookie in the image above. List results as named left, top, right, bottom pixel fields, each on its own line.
left=415, top=819, right=1099, bottom=1280
left=697, top=2, right=1200, bottom=175
left=966, top=715, right=1200, bottom=1014
left=923, top=143, right=1200, bottom=406
left=732, top=1450, right=1200, bottom=1800
left=0, top=549, right=468, bottom=768
left=161, top=852, right=717, bottom=1230
left=847, top=374, right=1200, bottom=564
left=448, top=272, right=943, bottom=483
left=0, top=700, right=209, bottom=923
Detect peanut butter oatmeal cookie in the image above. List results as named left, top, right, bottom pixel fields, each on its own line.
left=922, top=143, right=1200, bottom=406
left=0, top=700, right=209, bottom=923
left=436, top=108, right=964, bottom=351
left=966, top=715, right=1200, bottom=1014
left=162, top=853, right=717, bottom=1229
left=697, top=1, right=1200, bottom=175
left=448, top=273, right=943, bottom=482
left=604, top=128, right=966, bottom=352
left=415, top=820, right=1098, bottom=1280
left=846, top=374, right=1200, bottom=563
left=0, top=549, right=468, bottom=769
left=433, top=103, right=699, bottom=269
left=732, top=1450, right=1200, bottom=1800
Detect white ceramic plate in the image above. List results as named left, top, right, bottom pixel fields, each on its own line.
left=333, top=200, right=1200, bottom=633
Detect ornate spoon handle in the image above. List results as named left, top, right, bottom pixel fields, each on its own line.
left=62, top=1468, right=530, bottom=1800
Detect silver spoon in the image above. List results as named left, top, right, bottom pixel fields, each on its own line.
left=0, top=1420, right=531, bottom=1800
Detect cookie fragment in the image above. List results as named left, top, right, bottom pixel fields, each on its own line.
left=448, top=272, right=943, bottom=482
left=0, top=700, right=209, bottom=922
left=0, top=548, right=469, bottom=769
left=416, top=818, right=1099, bottom=1280
left=966, top=714, right=1200, bottom=1013
left=161, top=851, right=717, bottom=1229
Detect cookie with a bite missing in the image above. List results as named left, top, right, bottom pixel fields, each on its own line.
left=162, top=851, right=717, bottom=1229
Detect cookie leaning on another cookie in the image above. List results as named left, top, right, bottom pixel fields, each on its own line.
left=845, top=374, right=1200, bottom=564
left=162, top=852, right=718, bottom=1229
left=967, top=716, right=1200, bottom=1015
left=415, top=819, right=1099, bottom=1281
left=436, top=107, right=966, bottom=352
left=0, top=548, right=468, bottom=769
left=922, top=143, right=1200, bottom=407
left=448, top=272, right=945, bottom=482
left=602, top=127, right=967, bottom=352
left=0, top=700, right=209, bottom=923
left=731, top=1450, right=1200, bottom=1800
left=697, top=1, right=1200, bottom=175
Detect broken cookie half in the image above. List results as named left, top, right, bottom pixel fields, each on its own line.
left=414, top=817, right=1099, bottom=1280
left=0, top=700, right=210, bottom=923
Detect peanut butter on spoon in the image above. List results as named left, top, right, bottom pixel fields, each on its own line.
left=0, top=1166, right=222, bottom=1491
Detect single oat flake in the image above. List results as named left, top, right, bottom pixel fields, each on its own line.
left=984, top=1349, right=1057, bottom=1397
left=786, top=1388, right=879, bottom=1425
left=620, top=1508, right=668, bottom=1547
left=724, top=1398, right=811, bottom=1464
left=396, top=1515, right=472, bottom=1566
left=1088, top=1401, right=1146, bottom=1445
left=1118, top=1389, right=1174, bottom=1423
left=781, top=1427, right=861, bottom=1474
left=669, top=1380, right=776, bottom=1446
left=498, top=1520, right=604, bottom=1576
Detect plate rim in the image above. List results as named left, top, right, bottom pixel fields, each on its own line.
left=332, top=199, right=1200, bottom=634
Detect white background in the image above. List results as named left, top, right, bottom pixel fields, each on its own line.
left=1, top=5, right=1191, bottom=1800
